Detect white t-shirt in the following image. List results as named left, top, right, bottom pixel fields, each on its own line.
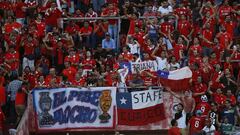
left=202, top=125, right=216, bottom=135
left=156, top=57, right=168, bottom=70
left=177, top=110, right=187, bottom=129
left=128, top=43, right=140, bottom=55
left=158, top=6, right=173, bottom=15
left=167, top=62, right=180, bottom=71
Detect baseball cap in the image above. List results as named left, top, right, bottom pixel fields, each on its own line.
left=105, top=32, right=110, bottom=36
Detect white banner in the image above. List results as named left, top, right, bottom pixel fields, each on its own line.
left=131, top=61, right=158, bottom=73
left=33, top=87, right=116, bottom=130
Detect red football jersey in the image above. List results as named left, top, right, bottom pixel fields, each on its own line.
left=189, top=116, right=205, bottom=135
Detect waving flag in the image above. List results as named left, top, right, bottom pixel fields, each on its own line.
left=157, top=67, right=192, bottom=91
left=117, top=89, right=166, bottom=126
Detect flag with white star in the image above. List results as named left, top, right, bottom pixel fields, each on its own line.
left=116, top=93, right=132, bottom=109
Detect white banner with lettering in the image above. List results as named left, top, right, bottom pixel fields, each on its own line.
left=33, top=87, right=116, bottom=130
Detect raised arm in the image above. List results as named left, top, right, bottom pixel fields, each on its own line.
left=165, top=87, right=181, bottom=99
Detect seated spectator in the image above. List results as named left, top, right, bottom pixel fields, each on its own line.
left=102, top=32, right=116, bottom=51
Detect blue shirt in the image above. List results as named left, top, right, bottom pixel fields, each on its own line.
left=102, top=38, right=116, bottom=49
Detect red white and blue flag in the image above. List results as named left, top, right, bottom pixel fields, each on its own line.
left=157, top=67, right=192, bottom=91
left=116, top=89, right=166, bottom=126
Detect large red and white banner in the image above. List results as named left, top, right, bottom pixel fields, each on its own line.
left=116, top=89, right=166, bottom=126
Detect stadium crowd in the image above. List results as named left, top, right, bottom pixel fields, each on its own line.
left=0, top=0, right=239, bottom=134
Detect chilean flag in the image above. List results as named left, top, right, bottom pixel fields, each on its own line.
left=157, top=67, right=192, bottom=91
left=116, top=89, right=166, bottom=126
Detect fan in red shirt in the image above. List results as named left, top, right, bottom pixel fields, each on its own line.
left=218, top=0, right=238, bottom=23
left=21, top=34, right=38, bottom=71
left=190, top=63, right=201, bottom=84
left=45, top=68, right=61, bottom=85
left=221, top=16, right=236, bottom=37
left=0, top=107, right=5, bottom=134
left=128, top=13, right=143, bottom=35
left=188, top=110, right=206, bottom=135
left=200, top=23, right=214, bottom=49
left=140, top=70, right=158, bottom=87
left=13, top=0, right=26, bottom=23
left=195, top=95, right=211, bottom=117
left=34, top=15, right=46, bottom=39
left=208, top=88, right=227, bottom=106
left=5, top=46, right=20, bottom=71
left=174, top=3, right=191, bottom=19
left=121, top=46, right=133, bottom=62
left=71, top=73, right=86, bottom=87
left=188, top=50, right=203, bottom=66
left=101, top=3, right=119, bottom=25
left=15, top=82, right=28, bottom=122
left=192, top=76, right=208, bottom=104
left=78, top=21, right=92, bottom=46
left=177, top=15, right=193, bottom=38
left=159, top=18, right=174, bottom=38
left=4, top=16, right=22, bottom=34
left=62, top=61, right=77, bottom=82
left=65, top=21, right=80, bottom=36
left=200, top=57, right=214, bottom=84
left=170, top=35, right=189, bottom=61
left=64, top=48, right=80, bottom=67
left=168, top=119, right=181, bottom=135
left=132, top=27, right=145, bottom=46
left=189, top=37, right=203, bottom=57
left=216, top=26, right=233, bottom=50
left=226, top=89, right=236, bottom=106
left=81, top=51, right=96, bottom=71
left=45, top=2, right=62, bottom=27
left=210, top=65, right=225, bottom=90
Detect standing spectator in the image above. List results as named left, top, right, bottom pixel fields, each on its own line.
left=219, top=117, right=234, bottom=135
left=166, top=87, right=196, bottom=125
left=201, top=118, right=216, bottom=135
left=151, top=43, right=168, bottom=70
left=159, top=17, right=174, bottom=50
left=192, top=76, right=208, bottom=104
left=21, top=34, right=38, bottom=71
left=45, top=2, right=62, bottom=32
left=7, top=74, right=22, bottom=124
left=221, top=100, right=237, bottom=125
left=126, top=35, right=140, bottom=55
left=14, top=0, right=26, bottom=26
left=15, top=82, right=28, bottom=123
left=85, top=8, right=98, bottom=24
left=177, top=15, right=193, bottom=38
left=92, top=0, right=105, bottom=13
left=101, top=3, right=119, bottom=42
left=92, top=20, right=108, bottom=47
left=158, top=0, right=173, bottom=17
left=188, top=110, right=205, bottom=135
left=5, top=46, right=20, bottom=77
left=200, top=23, right=214, bottom=57
left=78, top=21, right=93, bottom=48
